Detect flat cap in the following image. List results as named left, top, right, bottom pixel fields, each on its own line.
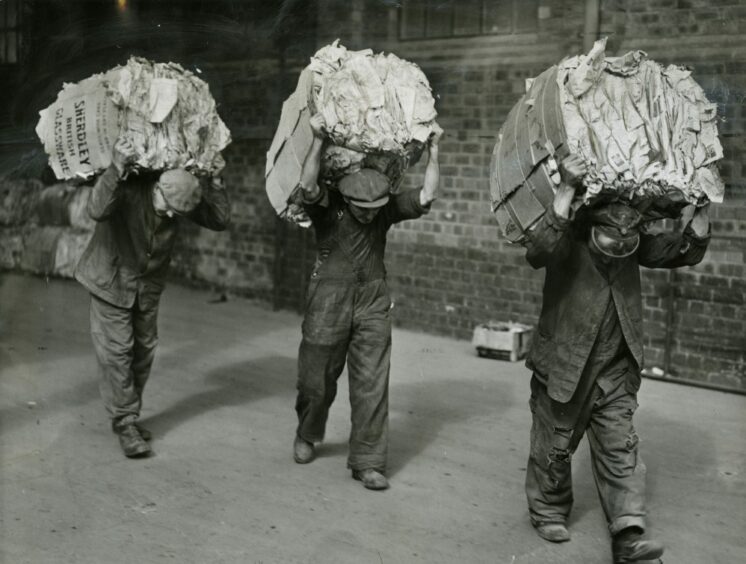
left=338, top=168, right=390, bottom=208
left=158, top=169, right=202, bottom=214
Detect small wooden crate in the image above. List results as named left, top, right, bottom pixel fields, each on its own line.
left=472, top=322, right=533, bottom=362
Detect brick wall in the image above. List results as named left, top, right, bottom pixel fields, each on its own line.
left=166, top=0, right=746, bottom=389
left=170, top=139, right=277, bottom=302
left=105, top=0, right=746, bottom=390
left=598, top=0, right=746, bottom=388
left=308, top=0, right=746, bottom=389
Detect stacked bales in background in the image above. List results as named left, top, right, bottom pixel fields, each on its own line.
left=0, top=179, right=93, bottom=278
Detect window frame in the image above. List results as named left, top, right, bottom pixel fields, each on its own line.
left=397, top=0, right=538, bottom=42
left=0, top=0, right=23, bottom=65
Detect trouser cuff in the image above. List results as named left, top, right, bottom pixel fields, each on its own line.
left=609, top=515, right=645, bottom=536
left=530, top=516, right=567, bottom=527
left=295, top=423, right=324, bottom=444
left=111, top=415, right=138, bottom=430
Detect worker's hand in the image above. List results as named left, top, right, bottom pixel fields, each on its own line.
left=690, top=201, right=710, bottom=237
left=309, top=114, right=327, bottom=139
left=112, top=138, right=137, bottom=174
left=559, top=154, right=587, bottom=189
left=429, top=122, right=444, bottom=148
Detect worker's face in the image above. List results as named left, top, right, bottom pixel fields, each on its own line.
left=348, top=203, right=380, bottom=224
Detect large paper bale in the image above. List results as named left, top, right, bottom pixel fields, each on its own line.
left=30, top=184, right=94, bottom=231
left=17, top=226, right=91, bottom=278
left=53, top=230, right=92, bottom=278
left=0, top=178, right=44, bottom=227
left=20, top=227, right=63, bottom=275
left=309, top=40, right=437, bottom=154
left=36, top=57, right=231, bottom=180
left=490, top=38, right=725, bottom=242
left=0, top=230, right=24, bottom=269
left=35, top=184, right=75, bottom=226
left=68, top=186, right=94, bottom=231
left=265, top=40, right=436, bottom=223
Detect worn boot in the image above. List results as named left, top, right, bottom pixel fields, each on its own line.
left=115, top=424, right=152, bottom=458
left=352, top=469, right=389, bottom=491
left=293, top=436, right=315, bottom=464
left=612, top=527, right=664, bottom=563
left=112, top=421, right=152, bottom=441
left=535, top=523, right=571, bottom=543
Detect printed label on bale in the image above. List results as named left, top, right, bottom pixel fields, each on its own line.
left=36, top=81, right=120, bottom=180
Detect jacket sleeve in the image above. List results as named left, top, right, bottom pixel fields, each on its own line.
left=522, top=206, right=573, bottom=269
left=382, top=187, right=431, bottom=225
left=87, top=164, right=123, bottom=221
left=301, top=184, right=331, bottom=222
left=188, top=176, right=231, bottom=231
left=637, top=221, right=710, bottom=269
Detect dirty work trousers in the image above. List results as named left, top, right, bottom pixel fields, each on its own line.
left=295, top=278, right=392, bottom=472
left=89, top=293, right=159, bottom=428
left=525, top=368, right=647, bottom=536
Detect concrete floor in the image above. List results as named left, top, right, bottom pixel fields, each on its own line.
left=0, top=272, right=744, bottom=564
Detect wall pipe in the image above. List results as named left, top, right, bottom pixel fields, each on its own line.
left=584, top=0, right=601, bottom=52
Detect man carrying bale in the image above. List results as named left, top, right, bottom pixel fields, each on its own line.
left=291, top=113, right=442, bottom=490
left=75, top=138, right=231, bottom=458
left=521, top=154, right=710, bottom=562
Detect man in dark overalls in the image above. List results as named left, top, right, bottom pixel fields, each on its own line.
left=76, top=138, right=231, bottom=458
left=292, top=114, right=442, bottom=490
left=522, top=155, right=711, bottom=562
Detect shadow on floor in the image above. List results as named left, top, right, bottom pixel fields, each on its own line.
left=142, top=355, right=297, bottom=437
left=552, top=398, right=719, bottom=534
left=0, top=369, right=100, bottom=434
left=387, top=377, right=513, bottom=477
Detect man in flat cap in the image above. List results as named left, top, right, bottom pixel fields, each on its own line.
left=76, top=138, right=231, bottom=458
left=291, top=114, right=442, bottom=490
left=521, top=155, right=710, bottom=562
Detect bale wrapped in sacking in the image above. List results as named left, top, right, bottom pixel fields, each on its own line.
left=490, top=38, right=725, bottom=242
left=265, top=40, right=437, bottom=225
left=36, top=57, right=231, bottom=180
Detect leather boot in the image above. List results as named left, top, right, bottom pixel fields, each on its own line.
left=115, top=424, right=151, bottom=458
left=535, top=523, right=571, bottom=543
left=293, top=436, right=315, bottom=464
left=612, top=527, right=664, bottom=563
left=352, top=469, right=389, bottom=490
left=112, top=421, right=151, bottom=441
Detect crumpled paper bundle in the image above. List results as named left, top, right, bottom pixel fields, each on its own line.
left=309, top=40, right=437, bottom=154
left=265, top=40, right=435, bottom=225
left=36, top=57, right=231, bottom=180
left=557, top=38, right=724, bottom=205
left=107, top=57, right=231, bottom=174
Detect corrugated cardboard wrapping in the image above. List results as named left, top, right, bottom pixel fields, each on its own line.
left=491, top=38, right=725, bottom=242
left=265, top=40, right=437, bottom=223
left=36, top=57, right=231, bottom=180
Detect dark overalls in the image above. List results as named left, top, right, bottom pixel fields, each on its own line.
left=75, top=165, right=230, bottom=428
left=522, top=206, right=709, bottom=536
left=296, top=186, right=429, bottom=472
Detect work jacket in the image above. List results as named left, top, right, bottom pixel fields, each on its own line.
left=303, top=186, right=429, bottom=284
left=523, top=206, right=709, bottom=403
left=75, top=165, right=231, bottom=309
